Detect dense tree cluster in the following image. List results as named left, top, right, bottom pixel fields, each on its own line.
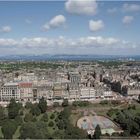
left=20, top=122, right=50, bottom=139
left=55, top=107, right=87, bottom=139
left=0, top=106, right=6, bottom=125
left=38, top=97, right=47, bottom=113
left=1, top=120, right=18, bottom=139
left=107, top=106, right=140, bottom=137
left=8, top=98, right=22, bottom=119
left=0, top=98, right=88, bottom=139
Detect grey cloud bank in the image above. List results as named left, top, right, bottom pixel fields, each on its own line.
left=0, top=36, right=139, bottom=55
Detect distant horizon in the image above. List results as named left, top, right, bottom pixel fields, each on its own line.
left=0, top=53, right=140, bottom=61
left=1, top=53, right=140, bottom=57
left=1, top=53, right=140, bottom=56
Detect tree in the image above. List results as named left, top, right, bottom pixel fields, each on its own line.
left=48, top=121, right=54, bottom=127
left=59, top=107, right=71, bottom=120
left=72, top=101, right=90, bottom=107
left=72, top=101, right=79, bottom=107
left=38, top=97, right=47, bottom=113
left=62, top=99, right=69, bottom=107
left=30, top=104, right=41, bottom=116
left=20, top=122, right=50, bottom=139
left=25, top=101, right=33, bottom=109
left=138, top=94, right=140, bottom=103
left=50, top=113, right=55, bottom=120
left=100, top=100, right=109, bottom=105
left=1, top=120, right=18, bottom=139
left=56, top=107, right=71, bottom=130
left=8, top=98, right=20, bottom=119
left=20, top=122, right=40, bottom=139
left=135, top=115, right=140, bottom=126
left=15, top=115, right=23, bottom=125
left=53, top=102, right=60, bottom=107
left=24, top=113, right=33, bottom=122
left=57, top=120, right=65, bottom=130
left=94, top=125, right=101, bottom=139
left=41, top=113, right=48, bottom=122
left=53, top=130, right=64, bottom=139
left=64, top=124, right=87, bottom=139
left=0, top=106, right=6, bottom=124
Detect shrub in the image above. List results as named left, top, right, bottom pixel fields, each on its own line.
left=24, top=113, right=33, bottom=122
left=50, top=113, right=55, bottom=120
left=53, top=102, right=60, bottom=107
left=15, top=115, right=23, bottom=125
left=111, top=100, right=121, bottom=105
left=30, top=104, right=41, bottom=116
left=72, top=101, right=90, bottom=107
left=100, top=100, right=109, bottom=105
left=62, top=99, right=69, bottom=107
left=48, top=121, right=54, bottom=127
left=25, top=102, right=33, bottom=109
left=41, top=113, right=48, bottom=122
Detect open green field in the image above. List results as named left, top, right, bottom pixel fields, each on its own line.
left=0, top=127, right=3, bottom=138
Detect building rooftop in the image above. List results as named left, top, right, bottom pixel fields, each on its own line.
left=4, top=82, right=19, bottom=86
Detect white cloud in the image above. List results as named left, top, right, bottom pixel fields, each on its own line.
left=65, top=0, right=98, bottom=15
left=0, top=26, right=11, bottom=33
left=43, top=15, right=66, bottom=31
left=0, top=36, right=126, bottom=48
left=20, top=37, right=55, bottom=47
left=49, top=15, right=66, bottom=27
left=123, top=3, right=140, bottom=12
left=77, top=36, right=119, bottom=47
left=0, top=36, right=139, bottom=55
left=122, top=16, right=134, bottom=24
left=89, top=20, right=104, bottom=32
left=0, top=38, right=17, bottom=46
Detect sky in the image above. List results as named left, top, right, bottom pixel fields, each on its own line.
left=0, top=0, right=140, bottom=55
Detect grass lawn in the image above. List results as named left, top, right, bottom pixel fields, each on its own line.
left=70, top=111, right=82, bottom=126
left=13, top=126, right=21, bottom=139
left=128, top=103, right=140, bottom=115
left=46, top=111, right=59, bottom=135
left=0, top=127, right=3, bottom=138
left=36, top=113, right=43, bottom=121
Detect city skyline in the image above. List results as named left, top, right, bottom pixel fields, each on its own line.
left=0, top=0, right=140, bottom=55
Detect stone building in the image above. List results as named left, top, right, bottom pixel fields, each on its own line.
left=19, top=82, right=33, bottom=101
left=0, top=82, right=20, bottom=101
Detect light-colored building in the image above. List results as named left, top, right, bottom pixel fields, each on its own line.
left=19, top=82, right=33, bottom=101
left=36, top=84, right=53, bottom=100
left=127, top=82, right=140, bottom=97
left=103, top=90, right=113, bottom=99
left=53, top=83, right=64, bottom=99
left=0, top=82, right=20, bottom=101
left=80, top=88, right=96, bottom=99
left=69, top=89, right=80, bottom=99
left=17, top=73, right=37, bottom=82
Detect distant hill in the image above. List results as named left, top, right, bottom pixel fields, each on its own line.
left=0, top=54, right=140, bottom=61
